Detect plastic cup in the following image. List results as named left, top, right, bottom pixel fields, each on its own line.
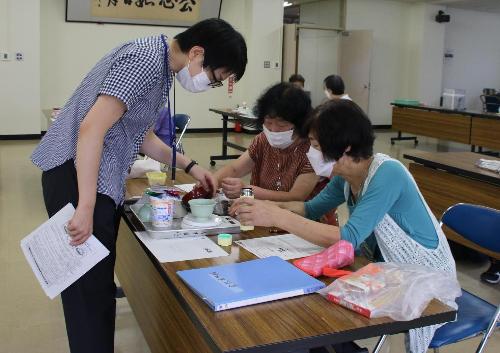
left=150, top=197, right=174, bottom=228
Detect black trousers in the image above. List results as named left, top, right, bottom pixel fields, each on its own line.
left=42, top=160, right=122, bottom=353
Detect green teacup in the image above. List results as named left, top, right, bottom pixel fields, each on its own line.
left=188, top=199, right=216, bottom=219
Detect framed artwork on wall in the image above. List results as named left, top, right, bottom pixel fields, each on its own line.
left=66, top=0, right=222, bottom=28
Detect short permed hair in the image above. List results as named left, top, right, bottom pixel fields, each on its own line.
left=175, top=18, right=247, bottom=81
left=303, top=100, right=374, bottom=161
left=253, top=82, right=312, bottom=130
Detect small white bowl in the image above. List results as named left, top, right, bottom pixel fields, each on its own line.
left=188, top=199, right=216, bottom=219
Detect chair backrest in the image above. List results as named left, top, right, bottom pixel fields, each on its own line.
left=480, top=95, right=500, bottom=113
left=441, top=203, right=500, bottom=253
left=153, top=111, right=191, bottom=154
left=173, top=114, right=191, bottom=150
left=174, top=114, right=190, bottom=131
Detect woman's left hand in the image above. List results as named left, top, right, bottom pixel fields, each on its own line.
left=221, top=177, right=245, bottom=199
left=188, top=164, right=217, bottom=196
left=230, top=198, right=279, bottom=228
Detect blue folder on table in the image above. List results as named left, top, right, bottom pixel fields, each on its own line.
left=177, top=256, right=325, bottom=311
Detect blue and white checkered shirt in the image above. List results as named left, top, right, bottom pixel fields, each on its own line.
left=32, top=35, right=173, bottom=205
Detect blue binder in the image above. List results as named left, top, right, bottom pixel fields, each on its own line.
left=177, top=256, right=325, bottom=311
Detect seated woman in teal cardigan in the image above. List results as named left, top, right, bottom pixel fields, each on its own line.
left=231, top=99, right=457, bottom=353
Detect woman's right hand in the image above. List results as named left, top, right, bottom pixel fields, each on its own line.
left=229, top=197, right=280, bottom=228
left=221, top=177, right=246, bottom=199
left=66, top=205, right=94, bottom=246
left=188, top=164, right=217, bottom=196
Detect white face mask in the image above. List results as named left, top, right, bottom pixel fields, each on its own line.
left=176, top=62, right=211, bottom=93
left=263, top=126, right=294, bottom=149
left=306, top=146, right=335, bottom=178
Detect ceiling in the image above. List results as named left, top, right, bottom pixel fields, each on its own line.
left=285, top=1, right=500, bottom=14
left=396, top=0, right=500, bottom=13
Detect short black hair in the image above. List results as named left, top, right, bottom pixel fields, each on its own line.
left=175, top=18, right=247, bottom=81
left=324, top=75, right=345, bottom=95
left=303, top=100, right=374, bottom=161
left=288, top=74, right=305, bottom=84
left=253, top=82, right=312, bottom=130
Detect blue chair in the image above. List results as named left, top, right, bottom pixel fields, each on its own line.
left=173, top=113, right=191, bottom=155
left=370, top=203, right=499, bottom=353
left=429, top=203, right=500, bottom=353
left=154, top=111, right=191, bottom=155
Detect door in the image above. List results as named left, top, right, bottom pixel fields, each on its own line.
left=339, top=30, right=373, bottom=113
left=282, top=24, right=298, bottom=82
left=297, top=28, right=340, bottom=107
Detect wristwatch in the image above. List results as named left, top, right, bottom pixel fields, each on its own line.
left=184, top=160, right=198, bottom=174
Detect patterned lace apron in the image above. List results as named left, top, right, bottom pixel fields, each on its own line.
left=343, top=153, right=458, bottom=353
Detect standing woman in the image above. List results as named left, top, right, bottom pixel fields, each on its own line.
left=31, top=19, right=247, bottom=353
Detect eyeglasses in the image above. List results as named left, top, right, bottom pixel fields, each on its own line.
left=209, top=81, right=223, bottom=88
left=208, top=67, right=223, bottom=88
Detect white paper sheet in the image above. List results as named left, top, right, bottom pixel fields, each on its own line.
left=135, top=232, right=228, bottom=262
left=235, top=234, right=323, bottom=260
left=20, top=204, right=110, bottom=299
left=175, top=183, right=196, bottom=193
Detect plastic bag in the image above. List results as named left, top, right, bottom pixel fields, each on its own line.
left=214, top=189, right=230, bottom=216
left=293, top=240, right=354, bottom=277
left=128, top=157, right=161, bottom=179
left=319, top=262, right=461, bottom=321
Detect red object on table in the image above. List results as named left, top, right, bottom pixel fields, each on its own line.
left=322, top=268, right=353, bottom=278
left=234, top=121, right=242, bottom=133
left=181, top=185, right=211, bottom=209
left=293, top=240, right=354, bottom=277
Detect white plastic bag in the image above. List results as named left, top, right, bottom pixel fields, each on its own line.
left=128, top=157, right=161, bottom=179
left=319, top=262, right=461, bottom=321
left=214, top=189, right=230, bottom=216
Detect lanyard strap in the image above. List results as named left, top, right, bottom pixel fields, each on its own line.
left=161, top=35, right=176, bottom=181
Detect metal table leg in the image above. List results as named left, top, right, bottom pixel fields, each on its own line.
left=391, top=131, right=418, bottom=145
left=210, top=114, right=246, bottom=166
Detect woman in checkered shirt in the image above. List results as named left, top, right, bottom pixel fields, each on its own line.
left=32, top=19, right=247, bottom=353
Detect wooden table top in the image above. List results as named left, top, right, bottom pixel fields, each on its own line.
left=392, top=103, right=500, bottom=120
left=123, top=175, right=457, bottom=353
left=404, top=151, right=500, bottom=186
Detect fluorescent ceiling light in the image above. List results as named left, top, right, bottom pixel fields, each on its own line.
left=284, top=1, right=293, bottom=7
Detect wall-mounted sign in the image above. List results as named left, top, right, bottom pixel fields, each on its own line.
left=66, top=0, right=222, bottom=28
left=227, top=75, right=234, bottom=97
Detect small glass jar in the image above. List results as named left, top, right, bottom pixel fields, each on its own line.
left=239, top=188, right=254, bottom=231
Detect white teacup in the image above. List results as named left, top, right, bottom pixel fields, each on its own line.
left=188, top=199, right=216, bottom=220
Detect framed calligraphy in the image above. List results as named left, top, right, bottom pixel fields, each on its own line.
left=66, top=0, right=222, bottom=28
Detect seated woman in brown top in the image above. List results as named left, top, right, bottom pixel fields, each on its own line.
left=214, top=82, right=318, bottom=201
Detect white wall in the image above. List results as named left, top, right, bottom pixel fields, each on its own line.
left=239, top=0, right=283, bottom=109
left=300, top=0, right=343, bottom=28
left=40, top=0, right=173, bottom=131
left=39, top=0, right=282, bottom=131
left=346, top=0, right=411, bottom=125
left=0, top=0, right=40, bottom=135
left=345, top=0, right=446, bottom=125
left=404, top=3, right=446, bottom=107
left=442, top=8, right=500, bottom=111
